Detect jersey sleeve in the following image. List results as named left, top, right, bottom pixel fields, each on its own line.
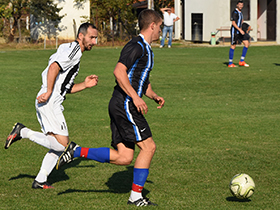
left=53, top=43, right=81, bottom=72
left=230, top=10, right=238, bottom=22
left=118, top=41, right=143, bottom=70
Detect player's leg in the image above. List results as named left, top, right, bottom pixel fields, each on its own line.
left=32, top=100, right=68, bottom=189
left=228, top=30, right=237, bottom=67
left=32, top=134, right=68, bottom=189
left=127, top=137, right=157, bottom=206
left=56, top=141, right=134, bottom=169
left=167, top=26, right=173, bottom=47
left=239, top=38, right=250, bottom=67
left=228, top=44, right=236, bottom=67
left=160, top=26, right=167, bottom=47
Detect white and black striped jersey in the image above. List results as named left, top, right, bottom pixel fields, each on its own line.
left=40, top=41, right=82, bottom=99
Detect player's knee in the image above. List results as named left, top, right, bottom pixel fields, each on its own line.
left=143, top=140, right=156, bottom=154
left=119, top=156, right=133, bottom=165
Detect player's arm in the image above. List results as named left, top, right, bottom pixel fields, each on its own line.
left=174, top=17, right=180, bottom=22
left=145, top=83, right=165, bottom=109
left=160, top=8, right=167, bottom=13
left=70, top=75, right=98, bottom=94
left=114, top=62, right=148, bottom=114
left=37, top=62, right=60, bottom=104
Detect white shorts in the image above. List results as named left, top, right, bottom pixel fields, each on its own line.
left=35, top=92, right=68, bottom=136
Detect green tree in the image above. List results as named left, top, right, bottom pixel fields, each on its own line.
left=0, top=0, right=63, bottom=42
left=29, top=0, right=64, bottom=41
left=76, top=0, right=138, bottom=45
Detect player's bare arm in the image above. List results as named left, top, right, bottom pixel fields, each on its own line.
left=114, top=62, right=148, bottom=114
left=70, top=75, right=98, bottom=93
left=37, top=62, right=60, bottom=104
left=145, top=83, right=165, bottom=109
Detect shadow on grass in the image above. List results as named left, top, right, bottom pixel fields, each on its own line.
left=273, top=63, right=280, bottom=66
left=57, top=166, right=151, bottom=196
left=226, top=196, right=252, bottom=202
left=8, top=158, right=87, bottom=185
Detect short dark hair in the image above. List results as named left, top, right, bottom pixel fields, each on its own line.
left=77, top=22, right=96, bottom=38
left=138, top=9, right=162, bottom=31
left=237, top=0, right=243, bottom=4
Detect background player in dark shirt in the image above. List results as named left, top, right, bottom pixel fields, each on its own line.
left=56, top=9, right=164, bottom=206
left=228, top=0, right=250, bottom=67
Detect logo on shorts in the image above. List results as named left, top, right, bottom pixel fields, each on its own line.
left=140, top=128, right=146, bottom=132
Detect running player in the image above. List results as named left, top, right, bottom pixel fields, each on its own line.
left=56, top=9, right=164, bottom=206
left=5, top=23, right=99, bottom=189
left=228, top=0, right=250, bottom=67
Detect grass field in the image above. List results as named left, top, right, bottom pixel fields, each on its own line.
left=1, top=44, right=280, bottom=209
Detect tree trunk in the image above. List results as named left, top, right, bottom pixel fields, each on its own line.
left=17, top=19, right=21, bottom=43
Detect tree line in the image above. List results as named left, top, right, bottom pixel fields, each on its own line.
left=0, top=0, right=174, bottom=43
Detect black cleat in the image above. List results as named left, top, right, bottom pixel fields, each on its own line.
left=5, top=123, right=25, bottom=149
left=127, top=197, right=158, bottom=206
left=56, top=141, right=77, bottom=170
left=32, top=180, right=54, bottom=189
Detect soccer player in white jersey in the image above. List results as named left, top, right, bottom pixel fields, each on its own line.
left=5, top=23, right=99, bottom=189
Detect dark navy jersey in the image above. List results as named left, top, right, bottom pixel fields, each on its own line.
left=113, top=35, right=153, bottom=101
left=231, top=8, right=243, bottom=35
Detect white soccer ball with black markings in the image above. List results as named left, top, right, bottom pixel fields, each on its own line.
left=229, top=173, right=255, bottom=199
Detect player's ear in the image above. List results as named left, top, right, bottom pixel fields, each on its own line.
left=78, top=32, right=84, bottom=40
left=150, top=22, right=155, bottom=30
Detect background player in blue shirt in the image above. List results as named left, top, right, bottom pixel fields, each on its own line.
left=228, top=0, right=250, bottom=67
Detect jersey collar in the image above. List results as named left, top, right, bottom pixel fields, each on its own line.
left=139, top=34, right=151, bottom=47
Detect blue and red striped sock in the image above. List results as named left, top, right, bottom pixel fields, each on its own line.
left=130, top=168, right=149, bottom=201
left=74, top=147, right=110, bottom=163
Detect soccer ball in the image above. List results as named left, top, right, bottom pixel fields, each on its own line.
left=229, top=173, right=255, bottom=199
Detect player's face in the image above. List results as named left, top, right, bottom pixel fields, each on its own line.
left=236, top=3, right=244, bottom=11
left=82, top=27, right=98, bottom=51
left=152, top=20, right=162, bottom=41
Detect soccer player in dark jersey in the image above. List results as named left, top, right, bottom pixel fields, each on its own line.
left=228, top=0, right=250, bottom=67
left=56, top=9, right=164, bottom=206
left=5, top=23, right=99, bottom=189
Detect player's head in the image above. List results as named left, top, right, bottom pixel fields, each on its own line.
left=166, top=8, right=172, bottom=14
left=138, top=9, right=162, bottom=31
left=77, top=22, right=98, bottom=52
left=236, top=0, right=244, bottom=10
left=138, top=9, right=162, bottom=41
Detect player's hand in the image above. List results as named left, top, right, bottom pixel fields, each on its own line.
left=240, top=29, right=245, bottom=35
left=85, top=75, right=98, bottom=88
left=133, top=97, right=148, bottom=115
left=37, top=92, right=51, bottom=104
left=154, top=96, right=165, bottom=109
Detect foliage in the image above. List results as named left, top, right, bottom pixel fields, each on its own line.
left=153, top=0, right=175, bottom=12
left=0, top=0, right=63, bottom=42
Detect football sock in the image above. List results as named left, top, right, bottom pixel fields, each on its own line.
left=129, top=168, right=149, bottom=201
left=74, top=147, right=110, bottom=163
left=229, top=48, right=235, bottom=65
left=21, top=128, right=65, bottom=151
left=240, top=47, right=248, bottom=62
left=35, top=150, right=62, bottom=183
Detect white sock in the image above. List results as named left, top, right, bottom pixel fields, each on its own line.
left=35, top=150, right=62, bottom=183
left=129, top=190, right=143, bottom=201
left=21, top=128, right=64, bottom=151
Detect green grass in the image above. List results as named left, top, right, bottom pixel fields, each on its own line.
left=1, top=44, right=280, bottom=209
